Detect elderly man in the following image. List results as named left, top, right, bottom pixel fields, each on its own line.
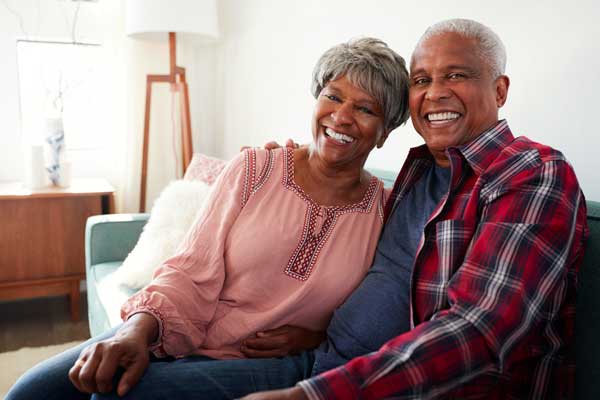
left=242, top=18, right=588, bottom=399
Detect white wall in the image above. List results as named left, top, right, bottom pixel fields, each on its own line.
left=1, top=1, right=598, bottom=204
left=214, top=0, right=600, bottom=199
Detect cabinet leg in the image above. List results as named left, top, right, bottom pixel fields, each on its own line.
left=69, top=280, right=81, bottom=322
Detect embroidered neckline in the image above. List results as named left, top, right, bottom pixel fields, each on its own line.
left=280, top=147, right=382, bottom=281
left=281, top=147, right=380, bottom=214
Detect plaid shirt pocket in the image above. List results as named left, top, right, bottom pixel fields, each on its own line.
left=427, top=219, right=476, bottom=314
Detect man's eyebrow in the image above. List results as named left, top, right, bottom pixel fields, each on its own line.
left=409, top=67, right=427, bottom=77
left=445, top=65, right=479, bottom=73
left=410, top=65, right=479, bottom=77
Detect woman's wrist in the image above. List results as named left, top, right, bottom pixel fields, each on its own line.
left=118, top=312, right=159, bottom=346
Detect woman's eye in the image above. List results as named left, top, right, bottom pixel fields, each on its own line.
left=449, top=73, right=465, bottom=80
left=358, top=106, right=374, bottom=115
left=324, top=94, right=340, bottom=102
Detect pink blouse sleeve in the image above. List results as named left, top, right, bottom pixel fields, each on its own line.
left=121, top=150, right=255, bottom=357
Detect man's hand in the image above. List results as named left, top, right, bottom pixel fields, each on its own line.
left=68, top=313, right=158, bottom=396
left=240, top=325, right=325, bottom=358
left=239, top=386, right=308, bottom=400
left=240, top=139, right=299, bottom=152
left=265, top=139, right=299, bottom=150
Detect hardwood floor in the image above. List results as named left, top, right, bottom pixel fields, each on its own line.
left=0, top=294, right=90, bottom=352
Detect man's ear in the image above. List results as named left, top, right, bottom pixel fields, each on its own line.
left=495, top=75, right=510, bottom=108
left=376, top=130, right=390, bottom=148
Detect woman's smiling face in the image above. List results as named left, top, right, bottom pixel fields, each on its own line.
left=311, top=75, right=388, bottom=170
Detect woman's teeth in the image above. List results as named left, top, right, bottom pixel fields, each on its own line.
left=325, top=128, right=354, bottom=144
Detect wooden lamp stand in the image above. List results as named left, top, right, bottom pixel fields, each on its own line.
left=139, top=32, right=193, bottom=212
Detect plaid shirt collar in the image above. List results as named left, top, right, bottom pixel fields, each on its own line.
left=406, top=119, right=513, bottom=176
left=457, top=119, right=513, bottom=175
left=385, top=119, right=513, bottom=221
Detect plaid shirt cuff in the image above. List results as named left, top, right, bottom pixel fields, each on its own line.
left=297, top=367, right=363, bottom=400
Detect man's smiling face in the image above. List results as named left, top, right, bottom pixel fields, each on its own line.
left=409, top=32, right=509, bottom=167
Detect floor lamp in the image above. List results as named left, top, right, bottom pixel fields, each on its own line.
left=125, top=0, right=219, bottom=212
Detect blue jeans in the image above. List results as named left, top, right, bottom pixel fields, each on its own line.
left=6, top=326, right=314, bottom=400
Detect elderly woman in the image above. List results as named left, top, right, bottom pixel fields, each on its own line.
left=7, top=37, right=409, bottom=400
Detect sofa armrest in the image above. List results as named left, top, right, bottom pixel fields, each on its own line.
left=85, top=213, right=150, bottom=270
left=576, top=200, right=600, bottom=398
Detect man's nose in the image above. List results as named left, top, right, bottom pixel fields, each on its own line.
left=331, top=102, right=354, bottom=125
left=425, top=80, right=451, bottom=101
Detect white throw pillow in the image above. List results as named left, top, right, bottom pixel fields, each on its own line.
left=113, top=180, right=212, bottom=289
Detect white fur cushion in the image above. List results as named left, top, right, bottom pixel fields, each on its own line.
left=113, top=180, right=212, bottom=289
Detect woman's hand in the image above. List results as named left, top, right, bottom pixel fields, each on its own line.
left=240, top=325, right=325, bottom=358
left=239, top=386, right=308, bottom=400
left=68, top=313, right=158, bottom=396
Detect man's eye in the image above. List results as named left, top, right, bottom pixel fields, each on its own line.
left=448, top=73, right=465, bottom=80
left=412, top=77, right=429, bottom=86
left=324, top=94, right=340, bottom=102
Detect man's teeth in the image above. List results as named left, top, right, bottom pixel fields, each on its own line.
left=325, top=128, right=354, bottom=143
left=427, top=112, right=460, bottom=122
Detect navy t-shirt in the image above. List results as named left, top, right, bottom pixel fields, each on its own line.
left=312, top=163, right=450, bottom=375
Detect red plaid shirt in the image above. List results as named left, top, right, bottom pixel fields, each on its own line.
left=299, top=120, right=588, bottom=399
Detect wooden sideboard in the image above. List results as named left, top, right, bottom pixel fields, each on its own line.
left=0, top=178, right=115, bottom=321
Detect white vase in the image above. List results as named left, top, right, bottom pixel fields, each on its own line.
left=44, top=117, right=65, bottom=186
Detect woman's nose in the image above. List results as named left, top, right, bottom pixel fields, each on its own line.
left=331, top=102, right=353, bottom=125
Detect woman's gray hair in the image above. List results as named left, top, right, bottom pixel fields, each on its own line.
left=311, top=37, right=410, bottom=132
left=415, top=18, right=507, bottom=78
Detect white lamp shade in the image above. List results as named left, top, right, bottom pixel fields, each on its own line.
left=125, top=0, right=219, bottom=42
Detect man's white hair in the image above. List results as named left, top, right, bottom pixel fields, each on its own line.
left=414, top=18, right=507, bottom=78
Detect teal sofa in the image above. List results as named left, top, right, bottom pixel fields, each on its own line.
left=85, top=188, right=599, bottom=397
left=85, top=213, right=149, bottom=336
left=576, top=200, right=600, bottom=399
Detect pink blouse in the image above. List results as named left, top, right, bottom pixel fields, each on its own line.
left=121, top=148, right=387, bottom=359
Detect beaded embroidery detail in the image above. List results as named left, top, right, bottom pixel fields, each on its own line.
left=377, top=194, right=385, bottom=224
left=252, top=149, right=275, bottom=195
left=241, top=149, right=256, bottom=208
left=282, top=148, right=381, bottom=281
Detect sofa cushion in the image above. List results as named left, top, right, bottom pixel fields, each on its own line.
left=90, top=261, right=138, bottom=329
left=183, top=152, right=227, bottom=184
left=87, top=261, right=126, bottom=335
